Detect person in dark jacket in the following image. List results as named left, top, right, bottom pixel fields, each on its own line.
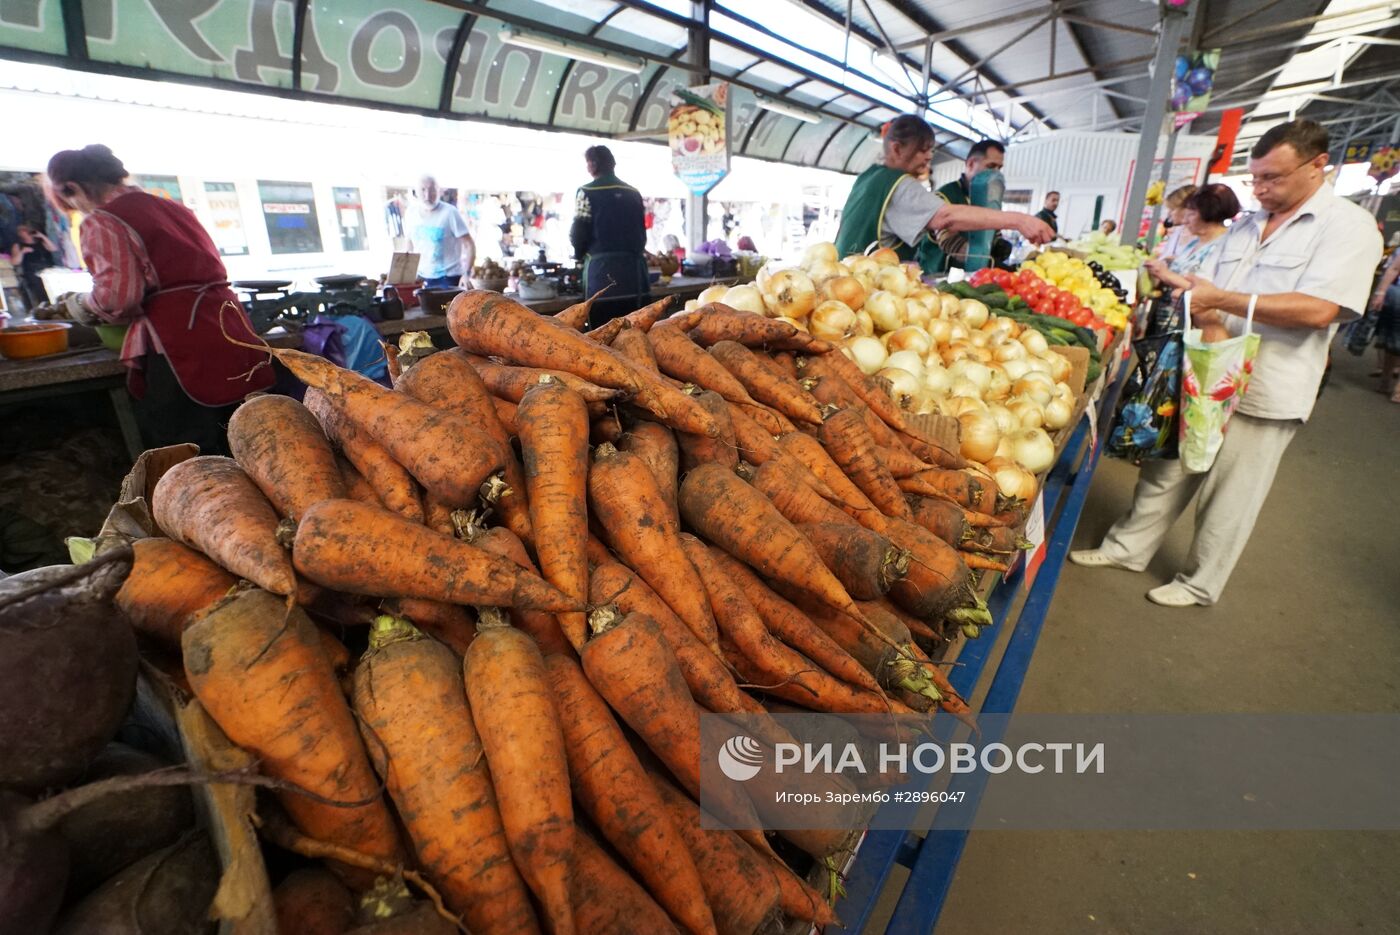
left=1035, top=191, right=1060, bottom=235
left=569, top=145, right=648, bottom=328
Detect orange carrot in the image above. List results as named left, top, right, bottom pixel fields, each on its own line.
left=517, top=377, right=591, bottom=649
left=591, top=412, right=625, bottom=446
left=545, top=655, right=714, bottom=935
left=589, top=444, right=719, bottom=653
left=907, top=639, right=977, bottom=729
left=380, top=597, right=477, bottom=656
left=228, top=393, right=345, bottom=520
left=464, top=614, right=575, bottom=935
left=749, top=458, right=859, bottom=529
left=152, top=455, right=296, bottom=596
left=647, top=774, right=782, bottom=935
left=685, top=303, right=830, bottom=352
left=801, top=352, right=903, bottom=448
left=115, top=537, right=237, bottom=648
left=962, top=525, right=1029, bottom=555
left=726, top=402, right=780, bottom=462
left=778, top=432, right=882, bottom=524
left=353, top=617, right=542, bottom=935
left=492, top=397, right=519, bottom=434
left=422, top=493, right=456, bottom=536
left=769, top=350, right=799, bottom=381
left=570, top=829, right=680, bottom=935
left=336, top=455, right=381, bottom=508
left=467, top=358, right=623, bottom=407
left=961, top=553, right=1010, bottom=573
left=767, top=856, right=840, bottom=928
left=183, top=589, right=404, bottom=882
left=908, top=494, right=971, bottom=545
left=395, top=349, right=533, bottom=545
left=722, top=643, right=903, bottom=717
left=466, top=523, right=575, bottom=658
left=878, top=515, right=977, bottom=623
left=610, top=324, right=660, bottom=372
left=819, top=408, right=914, bottom=521
left=736, top=401, right=796, bottom=436
left=554, top=286, right=610, bottom=330
left=898, top=468, right=997, bottom=514
left=307, top=388, right=423, bottom=523
left=619, top=420, right=680, bottom=524
left=586, top=293, right=675, bottom=343
left=293, top=499, right=577, bottom=612
left=708, top=341, right=823, bottom=425
left=797, top=521, right=910, bottom=601
left=876, top=444, right=935, bottom=478
left=677, top=389, right=738, bottom=472
left=647, top=325, right=756, bottom=406
left=877, top=597, right=942, bottom=645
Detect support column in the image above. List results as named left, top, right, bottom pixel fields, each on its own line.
left=685, top=0, right=711, bottom=253
left=1121, top=2, right=1194, bottom=246
left=1145, top=126, right=1180, bottom=251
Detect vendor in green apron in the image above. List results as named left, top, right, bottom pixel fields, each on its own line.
left=835, top=118, right=1051, bottom=277
left=570, top=144, right=649, bottom=329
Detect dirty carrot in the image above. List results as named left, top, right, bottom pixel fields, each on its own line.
left=748, top=459, right=860, bottom=528
left=553, top=286, right=610, bottom=330
left=898, top=467, right=998, bottom=515
left=228, top=393, right=346, bottom=520
left=335, top=455, right=381, bottom=508
left=708, top=341, right=823, bottom=425
left=492, top=397, right=519, bottom=434
left=570, top=829, right=681, bottom=935
left=586, top=293, right=675, bottom=345
left=819, top=408, right=914, bottom=521
left=610, top=325, right=660, bottom=372
left=465, top=523, right=575, bottom=658
left=677, top=389, right=739, bottom=472
left=647, top=325, right=757, bottom=407
left=684, top=303, right=828, bottom=352
left=115, top=536, right=238, bottom=648
left=961, top=553, right=1010, bottom=573
left=796, top=522, right=910, bottom=601
left=778, top=431, right=882, bottom=522
left=619, top=420, right=680, bottom=524
left=307, top=388, right=423, bottom=523
left=467, top=359, right=623, bottom=407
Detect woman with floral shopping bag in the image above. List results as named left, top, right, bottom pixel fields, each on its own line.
left=1069, top=120, right=1381, bottom=607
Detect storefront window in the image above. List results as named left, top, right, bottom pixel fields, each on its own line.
left=203, top=182, right=248, bottom=256
left=258, top=181, right=323, bottom=255
left=334, top=186, right=367, bottom=252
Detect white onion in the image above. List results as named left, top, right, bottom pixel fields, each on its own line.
left=943, top=395, right=987, bottom=417
left=1006, top=396, right=1045, bottom=429
left=1047, top=351, right=1073, bottom=383
left=923, top=364, right=953, bottom=397
left=982, top=317, right=1016, bottom=339
left=958, top=410, right=1001, bottom=462
left=987, top=457, right=1038, bottom=501
left=885, top=349, right=925, bottom=378
left=1019, top=329, right=1049, bottom=355
left=938, top=293, right=961, bottom=318
left=698, top=284, right=729, bottom=305
left=903, top=296, right=932, bottom=327
left=878, top=367, right=920, bottom=402
left=777, top=315, right=808, bottom=332
left=855, top=309, right=875, bottom=336
left=865, top=290, right=905, bottom=332
left=993, top=340, right=1027, bottom=363
left=847, top=335, right=887, bottom=374
left=957, top=298, right=990, bottom=328
left=927, top=318, right=953, bottom=345
left=1001, top=357, right=1031, bottom=382
left=972, top=346, right=994, bottom=365
left=947, top=359, right=992, bottom=392
left=1024, top=355, right=1053, bottom=376
left=948, top=377, right=982, bottom=400
left=869, top=247, right=901, bottom=267
left=1043, top=396, right=1073, bottom=430
left=968, top=330, right=990, bottom=349
left=761, top=269, right=817, bottom=321
left=808, top=300, right=857, bottom=340
left=1005, top=427, right=1056, bottom=473
left=914, top=392, right=941, bottom=416
left=985, top=366, right=1011, bottom=401
left=802, top=242, right=838, bottom=268
left=722, top=284, right=766, bottom=316
left=845, top=255, right=878, bottom=278
left=684, top=299, right=699, bottom=312
left=947, top=320, right=971, bottom=343
left=884, top=326, right=932, bottom=357
left=1054, top=381, right=1075, bottom=405
left=876, top=266, right=910, bottom=298
left=939, top=343, right=976, bottom=367
left=986, top=402, right=1016, bottom=435
left=806, top=259, right=847, bottom=285
left=821, top=275, right=866, bottom=310
left=1013, top=377, right=1054, bottom=407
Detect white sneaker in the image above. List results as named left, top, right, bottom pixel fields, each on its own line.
left=1146, top=581, right=1204, bottom=607
left=1068, top=549, right=1134, bottom=570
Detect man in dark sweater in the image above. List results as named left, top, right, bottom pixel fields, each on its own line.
left=570, top=145, right=648, bottom=329
left=1035, top=191, right=1060, bottom=235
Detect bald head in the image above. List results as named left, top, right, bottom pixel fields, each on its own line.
left=419, top=175, right=439, bottom=206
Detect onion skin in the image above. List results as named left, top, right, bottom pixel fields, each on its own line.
left=1005, top=427, right=1056, bottom=474
left=809, top=300, right=857, bottom=340
left=821, top=275, right=866, bottom=311
left=761, top=269, right=817, bottom=321
left=957, top=410, right=1001, bottom=463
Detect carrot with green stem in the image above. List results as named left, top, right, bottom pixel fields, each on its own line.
left=619, top=419, right=680, bottom=525
left=353, top=616, right=542, bottom=935
left=677, top=389, right=738, bottom=472
left=307, top=388, right=423, bottom=523
left=722, top=644, right=909, bottom=717
left=518, top=377, right=591, bottom=649
left=379, top=597, right=477, bottom=656
left=182, top=588, right=404, bottom=883
left=545, top=654, right=715, bottom=935
left=796, top=522, right=910, bottom=601
left=395, top=348, right=533, bottom=545
left=570, top=829, right=681, bottom=935
left=464, top=611, right=575, bottom=935
left=228, top=393, right=345, bottom=519
left=115, top=537, right=237, bottom=648
left=905, top=638, right=978, bottom=729
left=708, top=341, right=823, bottom=425
left=152, top=455, right=296, bottom=596
left=585, top=293, right=675, bottom=345
left=819, top=408, right=914, bottom=521
left=647, top=326, right=757, bottom=407
left=293, top=499, right=578, bottom=612
left=875, top=514, right=986, bottom=627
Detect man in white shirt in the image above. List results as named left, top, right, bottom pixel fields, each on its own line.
left=1071, top=119, right=1383, bottom=606
left=407, top=175, right=475, bottom=289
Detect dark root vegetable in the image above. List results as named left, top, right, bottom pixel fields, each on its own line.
left=274, top=867, right=355, bottom=935
left=53, top=832, right=219, bottom=935
left=0, top=789, right=69, bottom=935
left=0, top=549, right=137, bottom=791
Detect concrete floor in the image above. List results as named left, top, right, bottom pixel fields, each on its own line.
left=909, top=350, right=1400, bottom=935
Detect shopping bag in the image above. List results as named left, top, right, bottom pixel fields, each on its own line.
left=1106, top=323, right=1183, bottom=464
left=1178, top=291, right=1260, bottom=473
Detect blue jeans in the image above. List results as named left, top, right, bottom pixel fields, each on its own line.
left=421, top=275, right=461, bottom=290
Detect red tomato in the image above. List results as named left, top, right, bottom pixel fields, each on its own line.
left=1069, top=307, right=1093, bottom=327
left=1053, top=293, right=1079, bottom=317
left=992, top=268, right=1014, bottom=289
left=969, top=268, right=993, bottom=287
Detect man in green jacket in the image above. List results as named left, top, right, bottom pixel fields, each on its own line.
left=835, top=118, right=1050, bottom=276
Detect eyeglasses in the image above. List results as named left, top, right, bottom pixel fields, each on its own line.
left=1243, top=158, right=1316, bottom=189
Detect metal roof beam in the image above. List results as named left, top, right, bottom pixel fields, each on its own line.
left=1207, top=68, right=1400, bottom=112
left=926, top=13, right=1053, bottom=102
left=894, top=0, right=1100, bottom=49
left=1056, top=13, right=1156, bottom=38
left=1210, top=0, right=1400, bottom=48
left=929, top=54, right=1156, bottom=103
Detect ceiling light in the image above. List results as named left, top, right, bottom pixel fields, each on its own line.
left=755, top=96, right=822, bottom=124
left=497, top=28, right=644, bottom=74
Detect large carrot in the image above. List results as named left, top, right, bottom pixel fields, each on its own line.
left=152, top=455, right=296, bottom=596
left=899, top=468, right=998, bottom=514
left=395, top=349, right=533, bottom=545
left=708, top=341, right=823, bottom=425
left=819, top=408, right=914, bottom=521
left=906, top=638, right=978, bottom=729
left=647, top=325, right=756, bottom=406
left=875, top=514, right=979, bottom=624
left=779, top=432, right=882, bottom=524
left=876, top=444, right=935, bottom=479
left=726, top=402, right=780, bottom=462
left=586, top=294, right=675, bottom=344
left=589, top=444, right=719, bottom=653
left=619, top=419, right=680, bottom=524
left=685, top=303, right=830, bottom=352
left=707, top=550, right=881, bottom=695
left=767, top=856, right=841, bottom=929
left=570, top=829, right=680, bottom=935
left=464, top=614, right=575, bottom=935
left=737, top=400, right=796, bottom=437
left=647, top=775, right=781, bottom=935
left=465, top=522, right=575, bottom=658
left=335, top=455, right=381, bottom=508
left=517, top=377, right=591, bottom=649
left=801, top=352, right=903, bottom=449
left=353, top=617, right=541, bottom=934
left=182, top=589, right=404, bottom=880
left=228, top=393, right=345, bottom=519
left=293, top=499, right=577, bottom=612
left=677, top=389, right=738, bottom=473
left=545, top=654, right=714, bottom=935
left=610, top=325, right=659, bottom=372
left=908, top=494, right=971, bottom=546
left=115, top=537, right=237, bottom=648
left=749, top=458, right=860, bottom=529
left=722, top=643, right=905, bottom=717
left=492, top=397, right=519, bottom=434
left=797, top=522, right=910, bottom=601
left=380, top=597, right=477, bottom=656
left=466, top=358, right=623, bottom=408
left=307, top=388, right=423, bottom=523
left=679, top=463, right=874, bottom=633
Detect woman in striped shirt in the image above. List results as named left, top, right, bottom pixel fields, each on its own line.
left=44, top=145, right=271, bottom=454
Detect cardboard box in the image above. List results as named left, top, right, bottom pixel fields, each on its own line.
left=1049, top=344, right=1090, bottom=399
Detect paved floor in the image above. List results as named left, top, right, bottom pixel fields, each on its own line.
left=925, top=350, right=1400, bottom=935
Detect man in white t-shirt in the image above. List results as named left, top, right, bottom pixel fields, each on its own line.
left=1071, top=119, right=1383, bottom=606
left=407, top=175, right=475, bottom=289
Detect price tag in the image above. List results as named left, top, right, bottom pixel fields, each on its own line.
left=1022, top=493, right=1048, bottom=586
left=1086, top=397, right=1099, bottom=453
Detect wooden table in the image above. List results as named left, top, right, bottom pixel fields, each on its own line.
left=0, top=277, right=728, bottom=459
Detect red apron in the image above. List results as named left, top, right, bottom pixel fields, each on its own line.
left=99, top=192, right=273, bottom=406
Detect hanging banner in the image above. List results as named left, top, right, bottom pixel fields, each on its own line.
left=1208, top=108, right=1245, bottom=176
left=1170, top=49, right=1220, bottom=130
left=1369, top=146, right=1399, bottom=184
left=1344, top=140, right=1375, bottom=164
left=202, top=181, right=248, bottom=257
left=670, top=83, right=730, bottom=196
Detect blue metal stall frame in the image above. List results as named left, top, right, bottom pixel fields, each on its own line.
left=831, top=356, right=1131, bottom=934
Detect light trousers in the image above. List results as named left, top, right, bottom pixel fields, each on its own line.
left=1098, top=413, right=1301, bottom=604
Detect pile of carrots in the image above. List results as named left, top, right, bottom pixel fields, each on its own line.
left=115, top=292, right=1034, bottom=935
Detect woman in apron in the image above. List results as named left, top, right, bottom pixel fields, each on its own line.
left=44, top=145, right=272, bottom=454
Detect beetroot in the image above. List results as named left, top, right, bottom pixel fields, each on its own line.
left=0, top=550, right=137, bottom=792
left=54, top=833, right=218, bottom=935
left=0, top=790, right=70, bottom=935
